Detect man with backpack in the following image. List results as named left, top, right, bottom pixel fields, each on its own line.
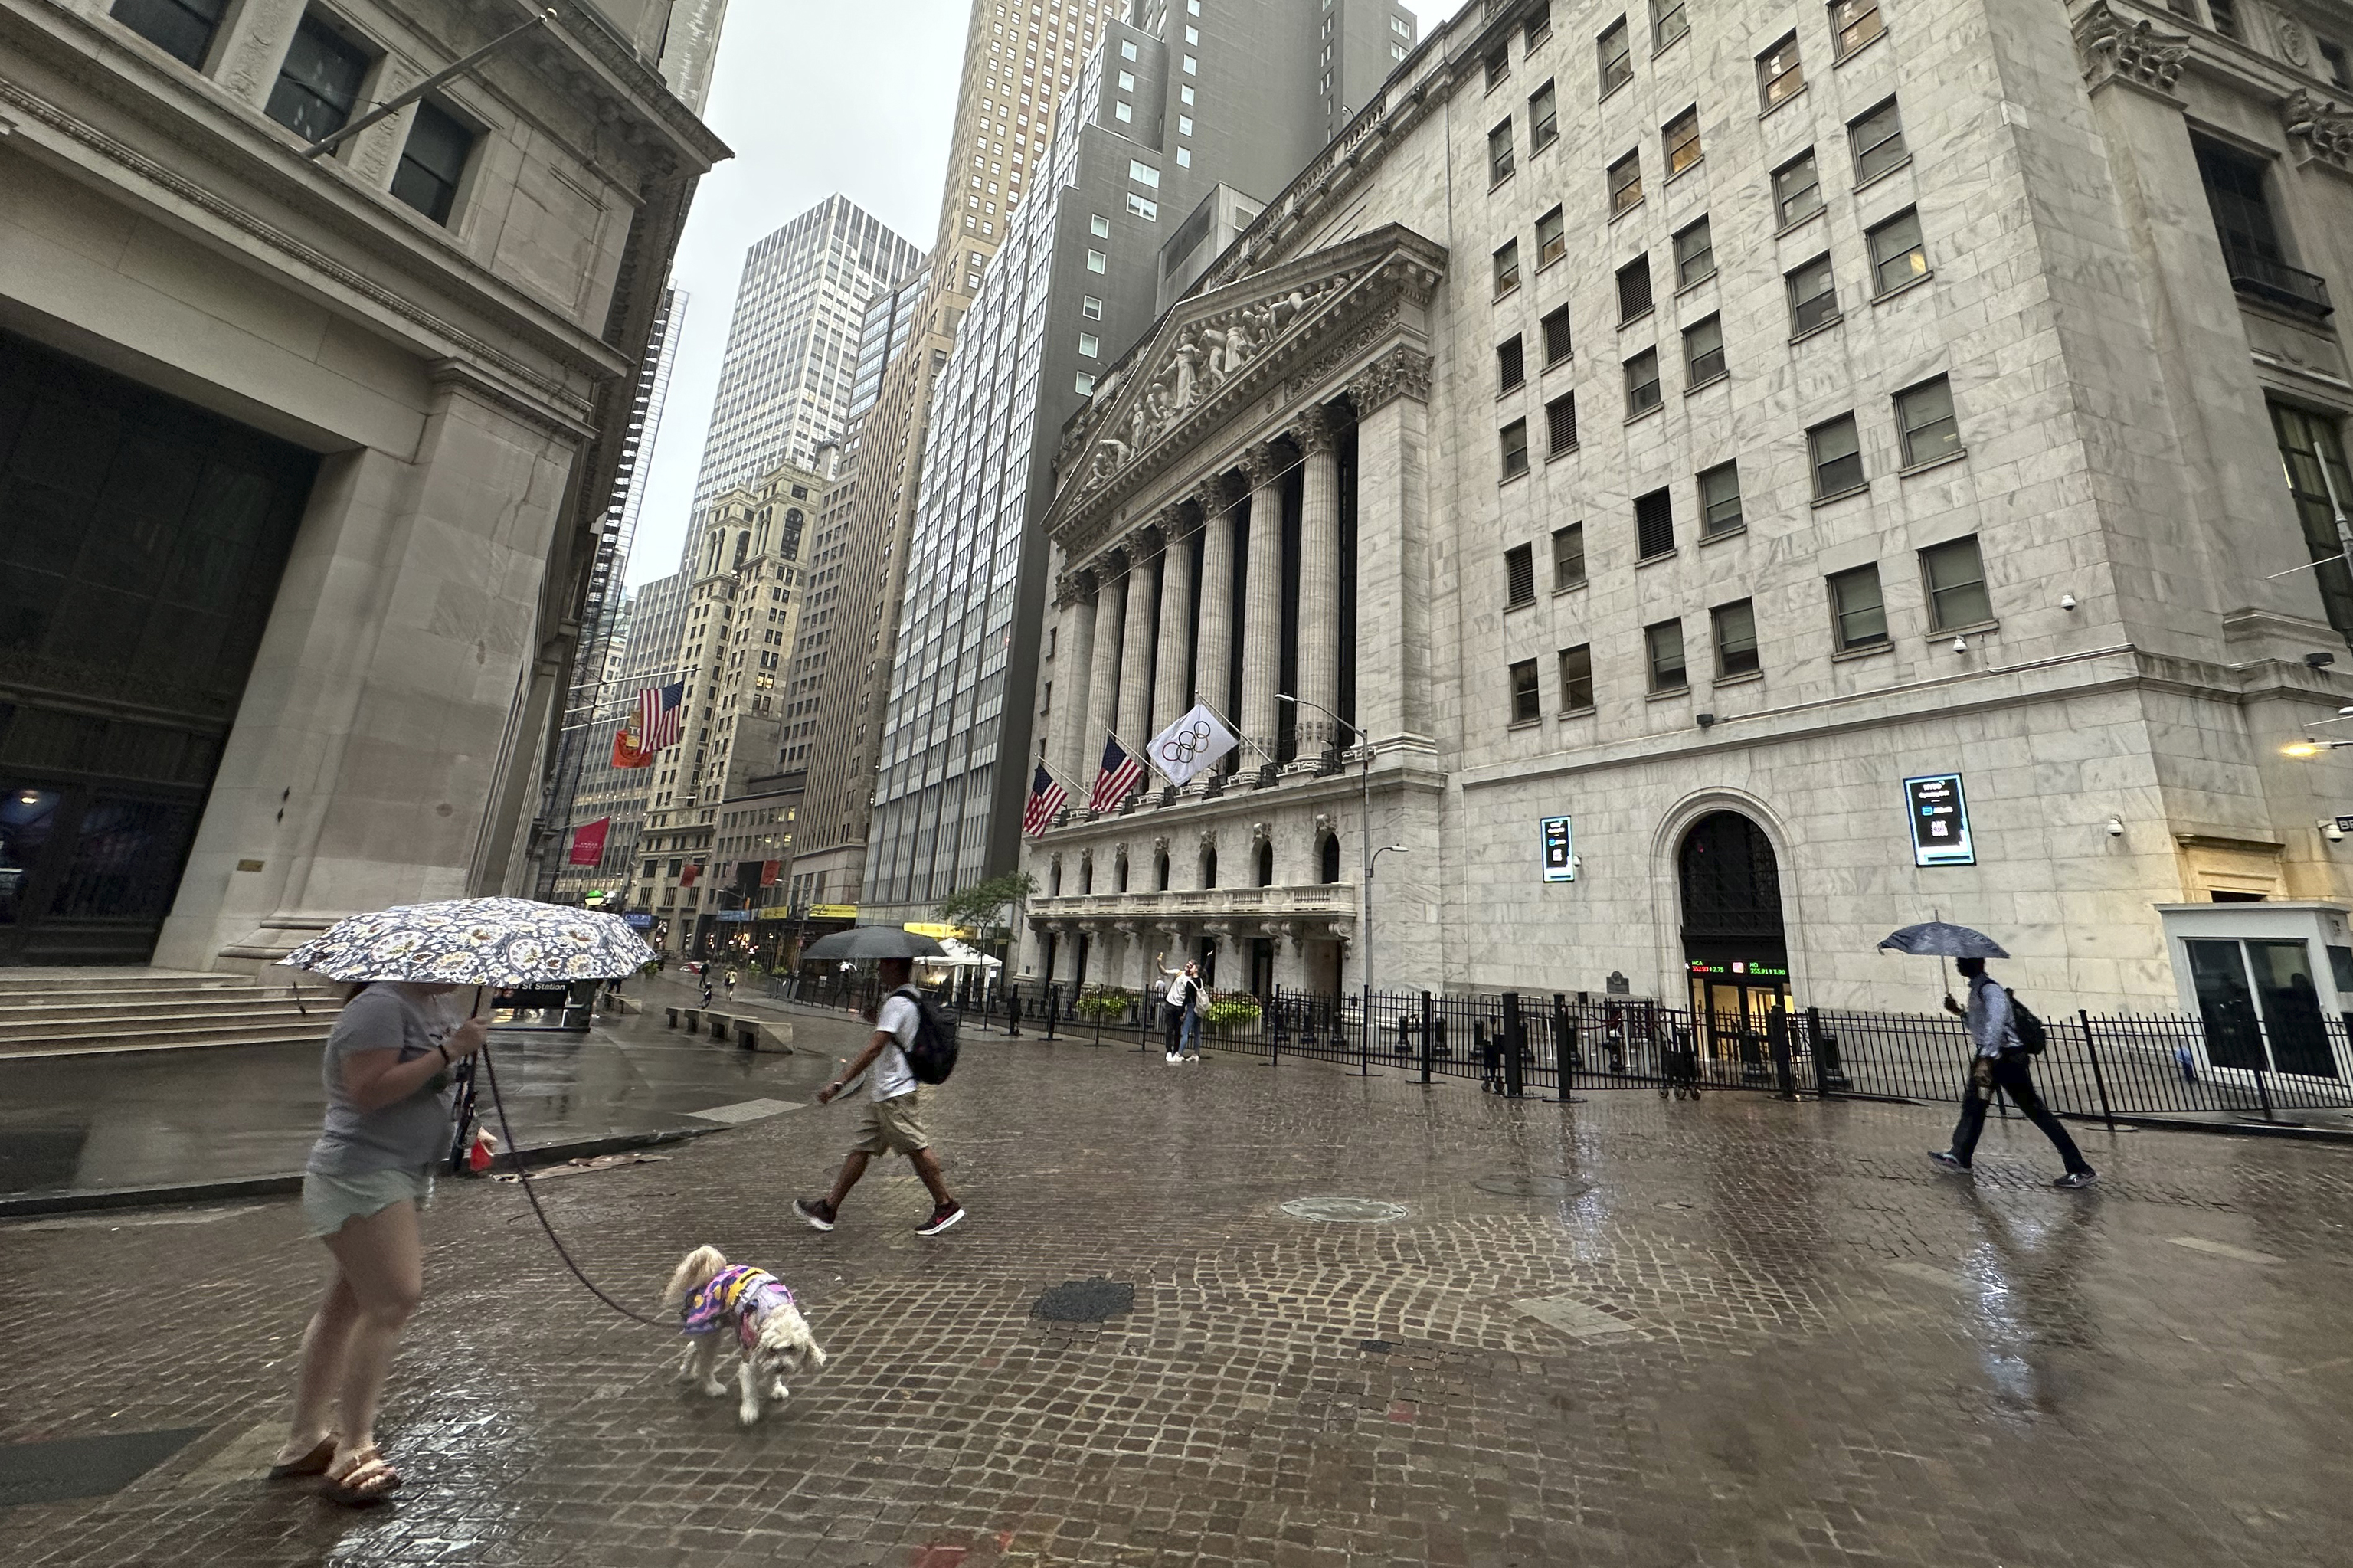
left=1931, top=956, right=2096, bottom=1188
left=795, top=955, right=966, bottom=1236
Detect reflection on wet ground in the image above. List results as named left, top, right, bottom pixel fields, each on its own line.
left=2, top=1023, right=2349, bottom=1566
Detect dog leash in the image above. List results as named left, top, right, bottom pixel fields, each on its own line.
left=476, top=1040, right=671, bottom=1330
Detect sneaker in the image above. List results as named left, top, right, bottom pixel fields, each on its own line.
left=2054, top=1169, right=2099, bottom=1190
left=1165, top=1052, right=1180, bottom=1064
left=915, top=1202, right=966, bottom=1236
left=1929, top=1151, right=1970, bottom=1172
left=794, top=1197, right=836, bottom=1232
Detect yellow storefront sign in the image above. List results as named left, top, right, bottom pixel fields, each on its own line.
left=902, top=921, right=974, bottom=940
left=807, top=904, right=859, bottom=920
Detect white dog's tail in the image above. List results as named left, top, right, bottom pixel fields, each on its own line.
left=659, top=1244, right=728, bottom=1311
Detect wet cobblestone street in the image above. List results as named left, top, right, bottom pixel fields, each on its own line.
left=4, top=1021, right=2347, bottom=1567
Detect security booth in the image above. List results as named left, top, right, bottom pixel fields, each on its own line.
left=2158, top=902, right=2353, bottom=1084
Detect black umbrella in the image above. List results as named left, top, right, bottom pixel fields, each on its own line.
left=800, top=926, right=948, bottom=961
left=1877, top=921, right=2008, bottom=959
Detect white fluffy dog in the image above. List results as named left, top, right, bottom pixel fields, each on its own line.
left=659, top=1245, right=828, bottom=1425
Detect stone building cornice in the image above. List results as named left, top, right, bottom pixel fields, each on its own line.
left=2075, top=2, right=2192, bottom=100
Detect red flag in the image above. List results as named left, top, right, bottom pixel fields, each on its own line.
left=761, top=860, right=781, bottom=886
left=680, top=862, right=701, bottom=887
left=567, top=818, right=610, bottom=866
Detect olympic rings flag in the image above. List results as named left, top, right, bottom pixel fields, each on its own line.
left=1147, top=703, right=1241, bottom=788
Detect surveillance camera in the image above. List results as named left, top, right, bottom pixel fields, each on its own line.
left=2328, top=820, right=2347, bottom=845
left=1696, top=712, right=1716, bottom=728
left=2106, top=817, right=2125, bottom=838
left=1952, top=635, right=1968, bottom=653
left=2309, top=652, right=2338, bottom=670
left=2060, top=593, right=2077, bottom=611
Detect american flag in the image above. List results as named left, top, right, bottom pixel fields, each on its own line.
left=636, top=681, right=685, bottom=755
left=1088, top=735, right=1144, bottom=815
left=1022, top=762, right=1069, bottom=838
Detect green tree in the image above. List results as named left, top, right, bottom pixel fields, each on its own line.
left=935, top=870, right=1038, bottom=947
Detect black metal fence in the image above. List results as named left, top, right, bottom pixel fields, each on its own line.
left=935, top=979, right=2353, bottom=1125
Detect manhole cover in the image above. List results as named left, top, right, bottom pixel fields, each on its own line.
left=1472, top=1174, right=1589, bottom=1200
left=0, top=1427, right=206, bottom=1509
left=1033, top=1278, right=1136, bottom=1323
left=1281, top=1196, right=1409, bottom=1223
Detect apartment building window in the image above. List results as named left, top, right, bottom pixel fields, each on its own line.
left=1542, top=305, right=1574, bottom=365
left=2323, top=38, right=2352, bottom=90
left=1828, top=565, right=1890, bottom=650
left=1537, top=205, right=1567, bottom=267
left=1075, top=371, right=1096, bottom=394
left=1850, top=98, right=1908, bottom=183
left=1087, top=249, right=1107, bottom=272
left=1490, top=119, right=1516, bottom=185
left=1684, top=315, right=1726, bottom=384
left=1699, top=461, right=1743, bottom=534
left=1664, top=107, right=1702, bottom=177
left=1115, top=102, right=1134, bottom=123
left=1078, top=332, right=1100, bottom=358
left=1609, top=149, right=1644, bottom=214
left=110, top=0, right=227, bottom=68
left=1713, top=600, right=1760, bottom=677
left=1787, top=254, right=1841, bottom=335
left=1091, top=214, right=1111, bottom=236
left=1494, top=238, right=1523, bottom=296
left=1625, top=349, right=1662, bottom=417
left=391, top=101, right=473, bottom=225
left=1674, top=216, right=1715, bottom=286
left=1867, top=208, right=1929, bottom=295
left=1646, top=620, right=1688, bottom=692
left=2208, top=0, right=2242, bottom=38
left=1635, top=486, right=1675, bottom=558
left=1617, top=254, right=1654, bottom=322
left=1546, top=391, right=1579, bottom=456
left=1487, top=45, right=1511, bottom=91
left=1498, top=334, right=1527, bottom=393
left=1128, top=159, right=1160, bottom=188
left=1758, top=33, right=1803, bottom=110
left=1505, top=542, right=1537, bottom=605
left=1921, top=537, right=1992, bottom=630
left=1501, top=419, right=1532, bottom=480
left=2270, top=401, right=2353, bottom=640
left=1530, top=80, right=1559, bottom=152
left=1651, top=0, right=1688, bottom=51
left=1527, top=2, right=1553, bottom=48
left=1510, top=659, right=1543, bottom=723
left=1553, top=522, right=1586, bottom=588
left=1122, top=39, right=1139, bottom=59
left=1599, top=18, right=1634, bottom=96
left=267, top=13, right=373, bottom=143
left=1393, top=14, right=1414, bottom=38
left=1896, top=376, right=1961, bottom=466
left=1809, top=414, right=1865, bottom=498
left=1559, top=643, right=1594, bottom=709
left=1127, top=192, right=1157, bottom=219
left=1774, top=149, right=1824, bottom=228
left=1082, top=294, right=1103, bottom=318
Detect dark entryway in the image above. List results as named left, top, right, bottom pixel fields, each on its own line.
left=1678, top=810, right=1791, bottom=1066
left=0, top=332, right=317, bottom=963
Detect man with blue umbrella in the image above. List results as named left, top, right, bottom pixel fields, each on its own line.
left=1881, top=923, right=2097, bottom=1189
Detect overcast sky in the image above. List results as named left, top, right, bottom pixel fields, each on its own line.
left=626, top=1, right=1473, bottom=589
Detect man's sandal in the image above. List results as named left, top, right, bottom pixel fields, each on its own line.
left=265, top=1435, right=338, bottom=1479
left=318, top=1448, right=402, bottom=1507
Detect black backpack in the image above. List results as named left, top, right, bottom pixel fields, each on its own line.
left=2008, top=991, right=2048, bottom=1055
left=893, top=985, right=961, bottom=1085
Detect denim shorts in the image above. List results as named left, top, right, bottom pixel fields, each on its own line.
left=301, top=1165, right=434, bottom=1238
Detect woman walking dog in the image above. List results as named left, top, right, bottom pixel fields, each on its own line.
left=269, top=981, right=486, bottom=1506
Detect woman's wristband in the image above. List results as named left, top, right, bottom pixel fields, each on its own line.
left=435, top=1042, right=452, bottom=1066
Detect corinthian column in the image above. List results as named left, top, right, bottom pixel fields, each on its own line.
left=1152, top=511, right=1196, bottom=738
left=1085, top=558, right=1126, bottom=793
left=1053, top=572, right=1098, bottom=792
left=1116, top=537, right=1158, bottom=755
left=1192, top=479, right=1235, bottom=731
left=1294, top=406, right=1341, bottom=757
left=1238, top=446, right=1283, bottom=775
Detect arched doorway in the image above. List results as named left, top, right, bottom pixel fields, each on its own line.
left=1677, top=811, right=1790, bottom=1063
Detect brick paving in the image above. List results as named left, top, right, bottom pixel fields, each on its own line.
left=3, top=1020, right=2349, bottom=1566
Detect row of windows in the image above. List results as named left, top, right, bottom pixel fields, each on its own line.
left=1502, top=535, right=1992, bottom=725
left=112, top=1, right=476, bottom=227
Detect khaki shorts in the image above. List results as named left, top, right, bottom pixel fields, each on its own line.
left=851, top=1091, right=929, bottom=1154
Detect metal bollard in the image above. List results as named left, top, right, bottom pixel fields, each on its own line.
left=1553, top=992, right=1582, bottom=1104
left=1501, top=993, right=1526, bottom=1099
left=1419, top=990, right=1435, bottom=1085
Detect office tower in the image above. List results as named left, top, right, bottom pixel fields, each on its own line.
left=859, top=0, right=1416, bottom=928
left=689, top=196, right=924, bottom=521
left=846, top=272, right=931, bottom=429
left=774, top=0, right=1123, bottom=929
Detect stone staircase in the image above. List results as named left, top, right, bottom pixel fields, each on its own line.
left=0, top=969, right=343, bottom=1057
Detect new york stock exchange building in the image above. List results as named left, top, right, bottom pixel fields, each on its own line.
left=1019, top=0, right=2353, bottom=1042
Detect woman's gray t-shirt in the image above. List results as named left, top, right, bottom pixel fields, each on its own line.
left=306, top=986, right=458, bottom=1176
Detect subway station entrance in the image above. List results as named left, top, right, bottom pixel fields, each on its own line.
left=0, top=332, right=316, bottom=964
left=1678, top=811, right=1792, bottom=1067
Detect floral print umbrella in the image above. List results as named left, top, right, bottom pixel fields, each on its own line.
left=278, top=896, right=654, bottom=986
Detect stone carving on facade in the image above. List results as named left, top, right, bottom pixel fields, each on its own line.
left=1198, top=827, right=1219, bottom=851
left=2279, top=15, right=2313, bottom=70
left=1312, top=812, right=1335, bottom=837
left=1345, top=345, right=1435, bottom=414
left=2285, top=89, right=2353, bottom=172
left=1250, top=821, right=1275, bottom=848
left=2073, top=2, right=2190, bottom=94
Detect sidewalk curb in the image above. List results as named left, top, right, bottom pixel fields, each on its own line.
left=0, top=1125, right=721, bottom=1219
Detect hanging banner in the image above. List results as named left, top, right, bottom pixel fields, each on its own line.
left=567, top=817, right=610, bottom=866
left=1903, top=773, right=1975, bottom=867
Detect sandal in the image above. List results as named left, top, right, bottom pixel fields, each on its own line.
left=318, top=1448, right=402, bottom=1507
left=265, top=1435, right=339, bottom=1480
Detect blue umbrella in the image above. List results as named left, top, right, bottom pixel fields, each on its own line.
left=1877, top=921, right=2008, bottom=959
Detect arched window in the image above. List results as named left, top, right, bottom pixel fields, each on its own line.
left=703, top=530, right=723, bottom=574
left=1200, top=847, right=1218, bottom=888
left=1155, top=851, right=1170, bottom=890
left=1114, top=855, right=1129, bottom=892
left=732, top=530, right=751, bottom=570
left=1319, top=834, right=1343, bottom=883
left=1081, top=858, right=1093, bottom=895
left=1049, top=859, right=1062, bottom=896
left=1677, top=812, right=1785, bottom=941
left=1255, top=842, right=1275, bottom=886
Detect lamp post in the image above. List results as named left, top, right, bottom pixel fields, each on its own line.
left=1277, top=695, right=1402, bottom=1021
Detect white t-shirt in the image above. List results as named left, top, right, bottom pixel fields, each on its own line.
left=869, top=993, right=921, bottom=1101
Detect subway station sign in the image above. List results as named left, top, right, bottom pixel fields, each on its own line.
left=1903, top=772, right=1975, bottom=867
left=1540, top=815, right=1574, bottom=882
